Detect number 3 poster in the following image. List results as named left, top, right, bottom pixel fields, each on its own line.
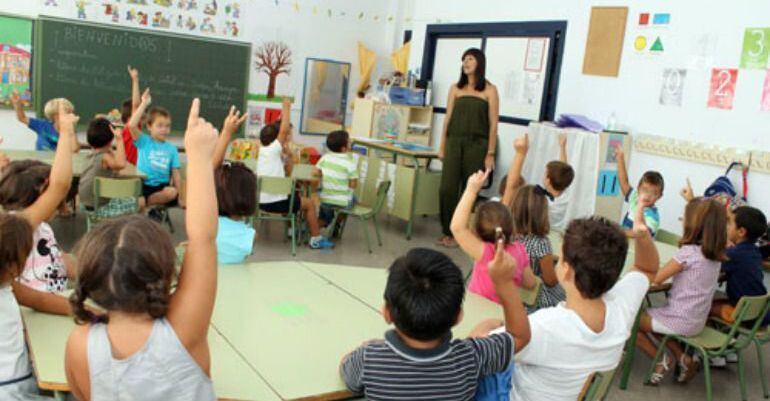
left=707, top=68, right=738, bottom=110
left=741, top=28, right=770, bottom=69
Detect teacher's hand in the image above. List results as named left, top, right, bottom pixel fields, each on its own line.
left=484, top=154, right=495, bottom=171
left=438, top=147, right=445, bottom=160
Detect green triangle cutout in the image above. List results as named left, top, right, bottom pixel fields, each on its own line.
left=650, top=37, right=664, bottom=52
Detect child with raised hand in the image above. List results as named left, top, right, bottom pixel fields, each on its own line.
left=615, top=144, right=664, bottom=237
left=636, top=197, right=727, bottom=385
left=212, top=106, right=255, bottom=264
left=10, top=89, right=80, bottom=153
left=65, top=98, right=220, bottom=401
left=340, top=245, right=531, bottom=401
left=128, top=88, right=183, bottom=209
left=119, top=65, right=141, bottom=165
left=0, top=102, right=78, bottom=316
left=452, top=169, right=535, bottom=303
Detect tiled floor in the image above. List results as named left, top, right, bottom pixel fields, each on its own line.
left=52, top=210, right=769, bottom=401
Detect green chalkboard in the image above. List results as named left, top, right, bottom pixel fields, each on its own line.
left=33, top=17, right=250, bottom=135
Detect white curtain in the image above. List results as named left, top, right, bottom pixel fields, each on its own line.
left=521, top=123, right=600, bottom=229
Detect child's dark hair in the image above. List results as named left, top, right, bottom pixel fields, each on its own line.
left=546, top=161, right=574, bottom=192
left=562, top=217, right=628, bottom=299
left=384, top=248, right=465, bottom=341
left=260, top=123, right=279, bottom=147
left=511, top=185, right=550, bottom=237
left=326, top=130, right=350, bottom=153
left=215, top=162, right=257, bottom=218
left=499, top=174, right=525, bottom=198
left=87, top=118, right=115, bottom=148
left=475, top=201, right=513, bottom=243
left=147, top=107, right=170, bottom=126
left=733, top=206, right=767, bottom=243
left=681, top=198, right=727, bottom=261
left=121, top=98, right=132, bottom=124
left=0, top=160, right=51, bottom=210
left=0, top=213, right=33, bottom=282
left=70, top=215, right=177, bottom=324
left=638, top=171, right=664, bottom=195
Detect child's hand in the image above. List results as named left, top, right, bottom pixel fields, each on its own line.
left=466, top=169, right=490, bottom=193
left=140, top=88, right=152, bottom=106
left=489, top=238, right=517, bottom=285
left=514, top=134, right=529, bottom=154
left=184, top=98, right=219, bottom=160
left=558, top=134, right=567, bottom=148
left=282, top=97, right=292, bottom=108
left=222, top=105, right=248, bottom=134
left=10, top=89, right=20, bottom=105
left=614, top=144, right=624, bottom=160
left=632, top=197, right=653, bottom=237
left=680, top=178, right=694, bottom=201
left=58, top=103, right=80, bottom=133
left=127, top=65, right=139, bottom=80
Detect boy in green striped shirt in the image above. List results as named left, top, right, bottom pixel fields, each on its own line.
left=315, top=130, right=358, bottom=226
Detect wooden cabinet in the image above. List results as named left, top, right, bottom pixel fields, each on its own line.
left=351, top=98, right=433, bottom=146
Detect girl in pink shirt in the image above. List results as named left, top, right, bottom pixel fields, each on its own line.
left=451, top=170, right=535, bottom=303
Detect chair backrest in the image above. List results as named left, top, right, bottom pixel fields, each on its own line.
left=519, top=276, right=543, bottom=307
left=580, top=369, right=617, bottom=401
left=94, top=177, right=142, bottom=202
left=655, top=229, right=680, bottom=246
left=722, top=294, right=770, bottom=351
left=258, top=176, right=295, bottom=196
left=371, top=181, right=391, bottom=214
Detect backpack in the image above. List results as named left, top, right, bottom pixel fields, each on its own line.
left=704, top=161, right=747, bottom=209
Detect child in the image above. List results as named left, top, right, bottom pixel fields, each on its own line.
left=315, top=130, right=358, bottom=226
left=0, top=104, right=78, bottom=318
left=0, top=109, right=77, bottom=399
left=494, top=173, right=524, bottom=203
left=482, top=200, right=661, bottom=400
left=711, top=206, right=770, bottom=326
left=65, top=98, right=219, bottom=400
left=636, top=197, right=727, bottom=384
left=257, top=98, right=333, bottom=249
left=212, top=106, right=254, bottom=264
left=615, top=144, right=664, bottom=237
left=511, top=184, right=564, bottom=309
left=340, top=245, right=532, bottom=400
left=10, top=89, right=80, bottom=153
left=120, top=65, right=141, bottom=165
left=78, top=117, right=142, bottom=218
left=451, top=169, right=536, bottom=303
left=502, top=134, right=574, bottom=232
left=128, top=89, right=183, bottom=209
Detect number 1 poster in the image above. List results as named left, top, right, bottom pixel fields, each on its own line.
left=707, top=68, right=738, bottom=110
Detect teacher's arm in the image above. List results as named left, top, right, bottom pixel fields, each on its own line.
left=486, top=85, right=499, bottom=171
left=438, top=85, right=457, bottom=160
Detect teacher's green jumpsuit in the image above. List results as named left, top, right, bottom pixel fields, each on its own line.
left=440, top=96, right=490, bottom=236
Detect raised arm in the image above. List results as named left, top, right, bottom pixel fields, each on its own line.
left=680, top=178, right=695, bottom=202
left=615, top=144, right=631, bottom=197
left=629, top=197, right=661, bottom=282
left=167, top=99, right=219, bottom=352
left=213, top=105, right=247, bottom=168
left=558, top=134, right=567, bottom=163
left=128, top=65, right=140, bottom=113
left=12, top=281, right=71, bottom=315
left=489, top=239, right=531, bottom=352
left=450, top=169, right=490, bottom=261
left=501, top=134, right=529, bottom=207
left=102, top=128, right=127, bottom=171
left=128, top=88, right=151, bottom=141
left=10, top=89, right=29, bottom=125
left=438, top=86, right=457, bottom=161
left=485, top=86, right=499, bottom=171
left=277, top=97, right=292, bottom=145
left=21, top=103, right=76, bottom=228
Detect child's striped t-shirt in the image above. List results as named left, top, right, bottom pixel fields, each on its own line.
left=317, top=152, right=358, bottom=207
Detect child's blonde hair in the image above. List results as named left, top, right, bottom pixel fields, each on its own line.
left=43, top=98, right=75, bottom=121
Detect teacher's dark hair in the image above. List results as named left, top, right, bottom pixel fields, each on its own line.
left=457, top=48, right=486, bottom=92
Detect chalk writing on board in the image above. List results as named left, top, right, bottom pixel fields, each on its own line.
left=62, top=25, right=159, bottom=53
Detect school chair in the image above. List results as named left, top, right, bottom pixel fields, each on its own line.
left=84, top=177, right=142, bottom=231
left=579, top=369, right=617, bottom=401
left=254, top=176, right=300, bottom=256
left=328, top=180, right=391, bottom=254
left=655, top=229, right=680, bottom=246
left=710, top=299, right=770, bottom=399
left=645, top=294, right=770, bottom=401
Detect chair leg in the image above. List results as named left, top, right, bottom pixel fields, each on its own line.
left=756, top=339, right=769, bottom=398
left=644, top=335, right=670, bottom=384
left=372, top=217, right=382, bottom=246
left=737, top=350, right=747, bottom=401
left=699, top=347, right=713, bottom=401
left=619, top=312, right=642, bottom=390
left=327, top=213, right=340, bottom=238
left=361, top=217, right=372, bottom=254
left=290, top=218, right=297, bottom=257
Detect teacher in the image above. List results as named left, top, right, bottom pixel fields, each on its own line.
left=437, top=48, right=499, bottom=248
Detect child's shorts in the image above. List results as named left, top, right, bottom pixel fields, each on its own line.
left=260, top=192, right=302, bottom=214
left=142, top=184, right=179, bottom=206
left=475, top=362, right=513, bottom=401
left=319, top=197, right=356, bottom=223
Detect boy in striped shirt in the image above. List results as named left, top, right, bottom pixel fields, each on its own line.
left=315, top=130, right=358, bottom=226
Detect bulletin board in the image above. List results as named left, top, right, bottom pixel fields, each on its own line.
left=582, top=6, right=629, bottom=77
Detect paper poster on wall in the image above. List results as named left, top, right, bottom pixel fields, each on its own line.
left=520, top=72, right=541, bottom=105
left=740, top=28, right=770, bottom=69
left=597, top=169, right=620, bottom=197
left=503, top=70, right=520, bottom=101
left=246, top=104, right=266, bottom=138
left=633, top=11, right=670, bottom=56
left=707, top=68, right=738, bottom=110
left=762, top=70, right=770, bottom=112
left=524, top=38, right=546, bottom=72
left=688, top=33, right=717, bottom=70
left=0, top=16, right=32, bottom=108
left=605, top=134, right=624, bottom=165
left=659, top=68, right=686, bottom=107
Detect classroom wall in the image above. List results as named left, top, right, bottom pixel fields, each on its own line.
left=399, top=0, right=770, bottom=234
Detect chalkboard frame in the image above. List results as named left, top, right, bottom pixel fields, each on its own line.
left=32, top=16, right=251, bottom=137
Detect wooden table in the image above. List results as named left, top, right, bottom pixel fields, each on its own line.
left=4, top=150, right=144, bottom=179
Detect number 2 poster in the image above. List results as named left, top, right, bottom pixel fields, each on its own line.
left=707, top=68, right=738, bottom=110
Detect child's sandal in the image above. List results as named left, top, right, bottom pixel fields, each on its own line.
left=676, top=354, right=700, bottom=383
left=648, top=354, right=671, bottom=386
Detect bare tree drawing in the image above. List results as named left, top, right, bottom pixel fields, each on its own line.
left=254, top=41, right=292, bottom=99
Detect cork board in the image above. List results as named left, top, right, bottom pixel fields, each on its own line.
left=582, top=6, right=628, bottom=77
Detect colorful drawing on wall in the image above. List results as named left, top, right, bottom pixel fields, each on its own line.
left=740, top=28, right=770, bottom=69
left=0, top=16, right=33, bottom=108
left=597, top=170, right=620, bottom=197
left=246, top=104, right=265, bottom=138
left=707, top=68, right=738, bottom=110
left=762, top=70, right=770, bottom=112
left=660, top=68, right=686, bottom=107
left=650, top=37, right=664, bottom=52
left=634, top=36, right=647, bottom=51
left=254, top=41, right=292, bottom=99
left=633, top=12, right=669, bottom=56
left=605, top=134, right=624, bottom=165
left=652, top=13, right=671, bottom=25
left=638, top=13, right=649, bottom=25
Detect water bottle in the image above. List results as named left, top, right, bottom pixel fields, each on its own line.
left=607, top=112, right=617, bottom=131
